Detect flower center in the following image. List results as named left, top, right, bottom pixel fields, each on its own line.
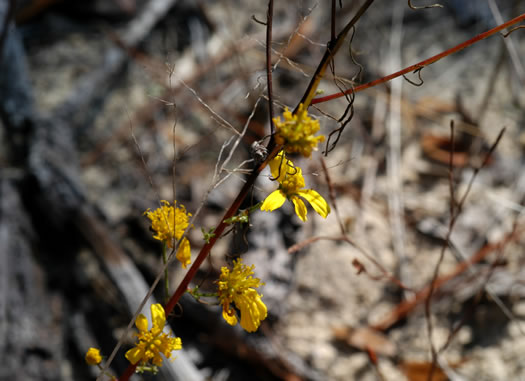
left=281, top=172, right=305, bottom=195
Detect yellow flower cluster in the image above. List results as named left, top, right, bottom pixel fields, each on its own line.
left=125, top=304, right=182, bottom=367
left=261, top=151, right=330, bottom=222
left=217, top=258, right=267, bottom=332
left=145, top=200, right=192, bottom=268
left=273, top=103, right=325, bottom=157
left=85, top=347, right=102, bottom=365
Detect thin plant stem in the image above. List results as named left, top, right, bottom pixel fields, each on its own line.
left=162, top=242, right=169, bottom=305
left=424, top=128, right=506, bottom=381
left=266, top=0, right=275, bottom=136
left=296, top=0, right=376, bottom=111
left=114, top=2, right=387, bottom=380
left=162, top=0, right=378, bottom=320
left=163, top=144, right=280, bottom=315
left=312, top=12, right=525, bottom=105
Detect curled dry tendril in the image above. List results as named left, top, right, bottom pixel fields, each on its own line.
left=408, top=0, right=443, bottom=10
left=502, top=25, right=525, bottom=38
left=403, top=67, right=425, bottom=86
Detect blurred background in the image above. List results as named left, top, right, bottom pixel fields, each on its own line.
left=1, top=0, right=525, bottom=380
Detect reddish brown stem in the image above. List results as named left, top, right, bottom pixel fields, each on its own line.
left=119, top=364, right=137, bottom=380
left=372, top=226, right=523, bottom=331
left=117, top=144, right=279, bottom=380
left=164, top=146, right=278, bottom=314
left=296, top=0, right=376, bottom=110
left=312, top=13, right=525, bottom=104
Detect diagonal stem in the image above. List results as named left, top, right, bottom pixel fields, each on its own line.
left=163, top=145, right=280, bottom=315
left=116, top=2, right=377, bottom=379
left=296, top=0, right=376, bottom=111
left=312, top=12, right=525, bottom=105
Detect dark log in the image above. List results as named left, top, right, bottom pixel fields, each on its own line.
left=0, top=1, right=203, bottom=379
left=0, top=179, right=64, bottom=380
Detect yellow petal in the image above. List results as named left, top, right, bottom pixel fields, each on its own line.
left=238, top=291, right=267, bottom=332
left=268, top=152, right=281, bottom=180
left=135, top=313, right=148, bottom=332
left=261, top=190, right=286, bottom=212
left=176, top=237, right=191, bottom=269
left=151, top=303, right=166, bottom=332
left=291, top=196, right=307, bottom=222
left=256, top=296, right=268, bottom=320
left=222, top=307, right=238, bottom=326
left=171, top=337, right=183, bottom=351
left=269, top=151, right=287, bottom=182
left=125, top=347, right=144, bottom=365
left=297, top=189, right=331, bottom=218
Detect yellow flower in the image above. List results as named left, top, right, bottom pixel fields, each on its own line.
left=217, top=258, right=267, bottom=333
left=85, top=347, right=102, bottom=365
left=175, top=237, right=191, bottom=269
left=273, top=103, right=325, bottom=157
left=125, top=304, right=182, bottom=367
left=260, top=151, right=330, bottom=222
left=145, top=200, right=192, bottom=268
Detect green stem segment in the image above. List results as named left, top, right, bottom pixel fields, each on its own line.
left=188, top=287, right=218, bottom=300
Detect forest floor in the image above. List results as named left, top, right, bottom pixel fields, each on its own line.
left=4, top=0, right=525, bottom=380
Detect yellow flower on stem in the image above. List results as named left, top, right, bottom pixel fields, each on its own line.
left=85, top=347, right=102, bottom=365
left=217, top=258, right=267, bottom=333
left=125, top=304, right=182, bottom=367
left=260, top=151, right=330, bottom=222
left=145, top=200, right=192, bottom=268
left=273, top=103, right=325, bottom=157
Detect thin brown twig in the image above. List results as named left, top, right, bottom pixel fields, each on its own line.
left=372, top=224, right=524, bottom=331
left=459, top=128, right=505, bottom=208
left=424, top=128, right=506, bottom=381
left=251, top=15, right=267, bottom=26
left=448, top=121, right=456, bottom=218
left=168, top=65, right=178, bottom=208
left=266, top=0, right=275, bottom=136
left=476, top=44, right=505, bottom=124
left=320, top=157, right=345, bottom=234
left=296, top=0, right=376, bottom=111
left=331, top=0, right=336, bottom=42
left=312, top=13, right=525, bottom=104
left=426, top=120, right=456, bottom=380
left=438, top=241, right=508, bottom=354
left=436, top=206, right=525, bottom=371
left=323, top=25, right=358, bottom=155
left=502, top=25, right=525, bottom=37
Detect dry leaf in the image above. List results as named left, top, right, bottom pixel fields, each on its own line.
left=333, top=326, right=396, bottom=357
left=399, top=361, right=448, bottom=381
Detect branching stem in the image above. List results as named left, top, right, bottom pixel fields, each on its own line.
left=312, top=13, right=525, bottom=105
